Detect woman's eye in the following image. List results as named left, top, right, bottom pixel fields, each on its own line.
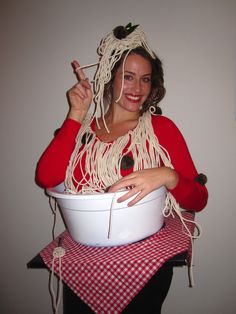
left=124, top=74, right=133, bottom=81
left=142, top=77, right=151, bottom=83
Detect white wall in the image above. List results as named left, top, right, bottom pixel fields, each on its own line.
left=1, top=0, right=235, bottom=313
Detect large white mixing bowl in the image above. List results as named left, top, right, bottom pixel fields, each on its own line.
left=46, top=184, right=166, bottom=247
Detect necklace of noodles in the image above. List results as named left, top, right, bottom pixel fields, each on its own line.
left=65, top=112, right=171, bottom=193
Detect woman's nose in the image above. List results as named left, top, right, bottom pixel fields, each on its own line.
left=133, top=79, right=141, bottom=92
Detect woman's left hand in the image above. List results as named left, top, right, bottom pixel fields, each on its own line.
left=108, top=167, right=179, bottom=206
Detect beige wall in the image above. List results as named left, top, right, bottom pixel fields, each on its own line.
left=1, top=0, right=236, bottom=313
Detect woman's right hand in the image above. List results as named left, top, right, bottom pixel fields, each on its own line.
left=66, top=60, right=93, bottom=123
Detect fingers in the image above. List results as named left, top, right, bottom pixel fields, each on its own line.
left=66, top=60, right=93, bottom=122
left=69, top=83, right=88, bottom=100
left=71, top=61, right=91, bottom=91
left=127, top=190, right=149, bottom=207
left=81, top=78, right=91, bottom=89
left=117, top=188, right=140, bottom=205
left=69, top=60, right=91, bottom=99
left=108, top=176, right=145, bottom=206
left=108, top=169, right=161, bottom=206
left=71, top=60, right=86, bottom=82
left=108, top=175, right=136, bottom=193
left=117, top=187, right=149, bottom=207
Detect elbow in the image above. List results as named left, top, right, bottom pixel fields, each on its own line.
left=193, top=185, right=209, bottom=212
left=179, top=187, right=209, bottom=212
left=35, top=163, right=56, bottom=189
left=169, top=173, right=209, bottom=212
left=35, top=171, right=49, bottom=189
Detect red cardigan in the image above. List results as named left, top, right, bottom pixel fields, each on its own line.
left=36, top=115, right=208, bottom=212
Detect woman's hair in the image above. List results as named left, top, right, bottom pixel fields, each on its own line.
left=103, top=46, right=166, bottom=115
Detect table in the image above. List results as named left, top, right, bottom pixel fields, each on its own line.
left=27, top=251, right=187, bottom=314
left=27, top=212, right=195, bottom=313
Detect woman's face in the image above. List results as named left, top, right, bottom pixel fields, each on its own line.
left=112, top=53, right=152, bottom=113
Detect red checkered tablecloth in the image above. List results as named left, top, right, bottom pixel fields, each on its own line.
left=40, top=212, right=195, bottom=313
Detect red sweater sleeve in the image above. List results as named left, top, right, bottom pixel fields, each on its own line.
left=35, top=119, right=81, bottom=188
left=152, top=115, right=208, bottom=212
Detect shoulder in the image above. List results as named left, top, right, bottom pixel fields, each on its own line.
left=150, top=114, right=188, bottom=150
left=151, top=114, right=181, bottom=135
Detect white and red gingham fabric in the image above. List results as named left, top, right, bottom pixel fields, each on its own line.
left=40, top=212, right=195, bottom=314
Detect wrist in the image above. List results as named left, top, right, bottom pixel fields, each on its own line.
left=67, top=109, right=87, bottom=124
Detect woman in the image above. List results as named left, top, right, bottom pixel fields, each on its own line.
left=36, top=24, right=208, bottom=313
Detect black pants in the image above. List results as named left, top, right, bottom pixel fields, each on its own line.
left=63, top=265, right=173, bottom=314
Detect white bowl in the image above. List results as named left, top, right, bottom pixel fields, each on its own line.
left=46, top=183, right=166, bottom=247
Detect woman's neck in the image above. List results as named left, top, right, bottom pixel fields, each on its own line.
left=104, top=105, right=140, bottom=125
left=95, top=107, right=140, bottom=142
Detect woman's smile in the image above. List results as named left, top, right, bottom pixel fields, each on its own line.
left=125, top=93, right=142, bottom=103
